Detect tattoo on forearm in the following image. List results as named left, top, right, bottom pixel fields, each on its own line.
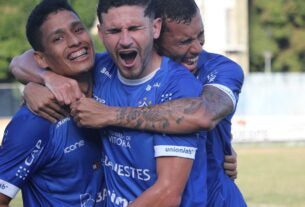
left=115, top=86, right=233, bottom=132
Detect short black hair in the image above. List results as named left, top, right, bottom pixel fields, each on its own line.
left=26, top=0, right=78, bottom=51
left=97, top=0, right=156, bottom=24
left=155, top=0, right=199, bottom=25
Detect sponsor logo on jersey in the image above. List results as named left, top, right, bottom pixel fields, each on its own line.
left=80, top=193, right=96, bottom=207
left=56, top=117, right=70, bottom=128
left=16, top=140, right=44, bottom=180
left=165, top=146, right=195, bottom=155
left=108, top=131, right=131, bottom=148
left=64, top=140, right=85, bottom=154
left=93, top=95, right=106, bottom=104
left=100, top=67, right=112, bottom=79
left=100, top=187, right=131, bottom=207
left=145, top=83, right=160, bottom=91
left=0, top=182, right=8, bottom=190
left=102, top=155, right=151, bottom=181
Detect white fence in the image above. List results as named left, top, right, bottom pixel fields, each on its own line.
left=232, top=73, right=305, bottom=143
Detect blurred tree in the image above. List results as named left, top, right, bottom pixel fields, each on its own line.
left=250, top=0, right=305, bottom=72
left=0, top=0, right=104, bottom=82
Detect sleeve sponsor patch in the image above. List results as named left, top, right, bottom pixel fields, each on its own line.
left=154, top=145, right=197, bottom=159
left=0, top=179, right=19, bottom=198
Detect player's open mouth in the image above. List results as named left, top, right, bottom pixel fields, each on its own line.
left=119, top=50, right=138, bottom=66
left=68, top=48, right=89, bottom=61
left=182, top=56, right=199, bottom=66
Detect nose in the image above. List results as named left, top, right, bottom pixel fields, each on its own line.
left=67, top=33, right=81, bottom=47
left=190, top=39, right=203, bottom=55
left=119, top=30, right=132, bottom=48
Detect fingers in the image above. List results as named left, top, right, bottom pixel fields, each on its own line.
left=224, top=154, right=238, bottom=180
left=224, top=154, right=237, bottom=163
left=48, top=80, right=83, bottom=106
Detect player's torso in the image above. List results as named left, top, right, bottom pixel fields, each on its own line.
left=25, top=117, right=104, bottom=207
left=93, top=53, right=206, bottom=206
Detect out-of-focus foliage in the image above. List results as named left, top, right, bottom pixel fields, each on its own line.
left=0, top=0, right=104, bottom=82
left=250, top=0, right=305, bottom=72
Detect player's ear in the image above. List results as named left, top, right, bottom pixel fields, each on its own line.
left=33, top=51, right=48, bottom=69
left=152, top=17, right=162, bottom=39
left=97, top=24, right=104, bottom=42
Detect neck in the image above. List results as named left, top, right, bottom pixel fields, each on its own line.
left=144, top=48, right=162, bottom=76
left=73, top=72, right=92, bottom=97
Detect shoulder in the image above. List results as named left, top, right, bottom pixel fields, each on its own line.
left=1, top=105, right=52, bottom=150
left=199, top=50, right=244, bottom=80
left=159, top=57, right=202, bottom=98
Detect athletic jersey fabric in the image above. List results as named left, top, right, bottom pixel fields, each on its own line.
left=0, top=106, right=104, bottom=207
left=93, top=52, right=207, bottom=207
left=196, top=50, right=247, bottom=206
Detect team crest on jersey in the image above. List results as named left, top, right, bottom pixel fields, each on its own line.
left=138, top=97, right=152, bottom=107
left=207, top=71, right=218, bottom=83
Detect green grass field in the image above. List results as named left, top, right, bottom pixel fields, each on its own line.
left=10, top=144, right=305, bottom=207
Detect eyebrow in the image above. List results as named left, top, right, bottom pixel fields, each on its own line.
left=47, top=20, right=83, bottom=38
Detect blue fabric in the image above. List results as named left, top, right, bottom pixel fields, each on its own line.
left=93, top=52, right=207, bottom=207
left=0, top=106, right=104, bottom=206
left=197, top=50, right=247, bottom=207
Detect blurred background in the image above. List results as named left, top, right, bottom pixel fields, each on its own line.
left=1, top=0, right=305, bottom=206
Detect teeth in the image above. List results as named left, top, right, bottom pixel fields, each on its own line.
left=69, top=49, right=87, bottom=60
left=184, top=56, right=199, bottom=65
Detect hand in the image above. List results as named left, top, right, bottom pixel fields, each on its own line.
left=24, top=82, right=69, bottom=122
left=42, top=71, right=83, bottom=105
left=224, top=148, right=238, bottom=180
left=70, top=97, right=114, bottom=128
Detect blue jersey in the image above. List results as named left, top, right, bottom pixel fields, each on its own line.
left=93, top=52, right=206, bottom=207
left=0, top=106, right=104, bottom=207
left=196, top=50, right=246, bottom=206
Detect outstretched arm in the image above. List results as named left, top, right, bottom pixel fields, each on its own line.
left=71, top=86, right=233, bottom=134
left=128, top=157, right=192, bottom=207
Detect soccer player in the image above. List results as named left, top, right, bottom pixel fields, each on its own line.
left=71, top=0, right=247, bottom=206
left=71, top=0, right=246, bottom=206
left=72, top=0, right=206, bottom=206
left=0, top=1, right=104, bottom=206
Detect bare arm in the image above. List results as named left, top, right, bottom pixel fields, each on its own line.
left=128, top=157, right=193, bottom=207
left=71, top=86, right=233, bottom=134
left=9, top=50, right=83, bottom=105
left=9, top=49, right=45, bottom=84
left=0, top=193, right=11, bottom=207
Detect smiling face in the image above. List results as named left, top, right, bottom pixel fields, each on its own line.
left=98, top=5, right=161, bottom=79
left=34, top=10, right=95, bottom=77
left=158, top=10, right=204, bottom=73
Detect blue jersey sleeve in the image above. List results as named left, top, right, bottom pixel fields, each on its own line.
left=0, top=106, right=51, bottom=198
left=200, top=52, right=244, bottom=108
left=154, top=59, right=203, bottom=159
